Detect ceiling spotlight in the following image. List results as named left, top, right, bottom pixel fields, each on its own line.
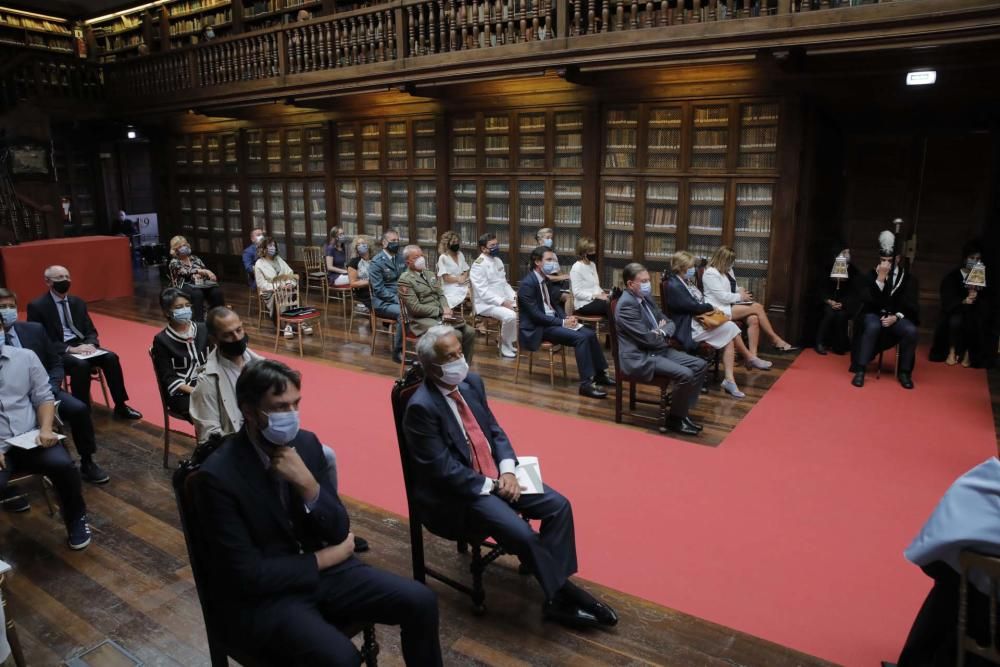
left=906, top=70, right=936, bottom=86
left=126, top=130, right=137, bottom=139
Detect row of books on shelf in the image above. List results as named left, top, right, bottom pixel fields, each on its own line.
left=484, top=117, right=510, bottom=131
left=606, top=110, right=637, bottom=127
left=169, top=0, right=229, bottom=16
left=740, top=126, right=778, bottom=149
left=0, top=14, right=70, bottom=34
left=690, top=209, right=724, bottom=229
left=693, top=106, right=728, bottom=125
left=603, top=231, right=634, bottom=256
left=647, top=207, right=677, bottom=228
left=605, top=203, right=635, bottom=227
left=741, top=104, right=779, bottom=122
left=169, top=11, right=231, bottom=34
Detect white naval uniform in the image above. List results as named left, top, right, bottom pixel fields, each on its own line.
left=469, top=252, right=518, bottom=355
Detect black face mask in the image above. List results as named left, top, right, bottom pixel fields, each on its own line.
left=386, top=241, right=399, bottom=254
left=217, top=333, right=249, bottom=358
left=449, top=243, right=461, bottom=253
left=52, top=280, right=71, bottom=295
left=586, top=253, right=597, bottom=262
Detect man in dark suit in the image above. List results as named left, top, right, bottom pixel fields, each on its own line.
left=404, top=325, right=618, bottom=629
left=615, top=263, right=707, bottom=436
left=26, top=265, right=142, bottom=420
left=517, top=246, right=613, bottom=399
left=0, top=288, right=108, bottom=487
left=198, top=359, right=441, bottom=665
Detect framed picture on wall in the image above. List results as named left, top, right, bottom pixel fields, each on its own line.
left=6, top=139, right=54, bottom=180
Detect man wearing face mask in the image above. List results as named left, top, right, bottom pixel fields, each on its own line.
left=198, top=359, right=442, bottom=665
left=27, top=265, right=142, bottom=420
left=616, top=263, right=707, bottom=436
left=368, top=229, right=407, bottom=363
left=243, top=226, right=264, bottom=287
left=517, top=246, right=613, bottom=399
left=398, top=245, right=476, bottom=362
left=0, top=288, right=109, bottom=486
left=535, top=228, right=571, bottom=303
left=469, top=233, right=518, bottom=359
left=405, top=325, right=618, bottom=629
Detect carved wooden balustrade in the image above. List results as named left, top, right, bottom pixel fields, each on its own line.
left=106, top=50, right=190, bottom=97
left=0, top=49, right=105, bottom=109
left=565, top=0, right=778, bottom=35
left=404, top=0, right=555, bottom=55
left=198, top=31, right=280, bottom=85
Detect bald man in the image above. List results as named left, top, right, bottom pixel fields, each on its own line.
left=27, top=265, right=142, bottom=420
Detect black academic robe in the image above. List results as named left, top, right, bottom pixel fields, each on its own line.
left=929, top=267, right=996, bottom=368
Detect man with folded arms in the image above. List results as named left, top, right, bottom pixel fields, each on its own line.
left=198, top=359, right=440, bottom=664
left=0, top=338, right=91, bottom=550
left=404, top=325, right=618, bottom=629
left=0, top=288, right=109, bottom=487
left=27, top=265, right=142, bottom=420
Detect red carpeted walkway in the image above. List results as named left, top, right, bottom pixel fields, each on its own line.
left=93, top=313, right=997, bottom=666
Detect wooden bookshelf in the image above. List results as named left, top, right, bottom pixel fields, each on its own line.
left=738, top=101, right=780, bottom=171
left=53, top=140, right=99, bottom=236
left=690, top=104, right=729, bottom=170
left=0, top=8, right=73, bottom=54
left=87, top=5, right=152, bottom=61
left=604, top=107, right=638, bottom=170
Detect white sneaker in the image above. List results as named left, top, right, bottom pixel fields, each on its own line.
left=499, top=345, right=517, bottom=359
left=302, top=325, right=314, bottom=335
left=283, top=325, right=294, bottom=338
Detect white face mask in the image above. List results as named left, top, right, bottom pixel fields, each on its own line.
left=414, top=257, right=426, bottom=272
left=438, top=356, right=469, bottom=386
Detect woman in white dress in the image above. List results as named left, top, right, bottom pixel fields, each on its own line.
left=570, top=237, right=609, bottom=317
left=664, top=251, right=764, bottom=398
left=702, top=245, right=797, bottom=363
left=254, top=236, right=310, bottom=337
left=436, top=230, right=470, bottom=309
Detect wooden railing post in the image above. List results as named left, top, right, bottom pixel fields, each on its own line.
left=277, top=29, right=289, bottom=76
left=556, top=0, right=568, bottom=37
left=395, top=5, right=408, bottom=60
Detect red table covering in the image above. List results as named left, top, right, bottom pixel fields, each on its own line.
left=0, top=236, right=134, bottom=303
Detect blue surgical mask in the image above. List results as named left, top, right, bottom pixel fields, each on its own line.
left=357, top=243, right=369, bottom=255
left=541, top=238, right=553, bottom=248
left=267, top=245, right=277, bottom=257
left=261, top=410, right=300, bottom=446
left=178, top=245, right=192, bottom=257
left=171, top=306, right=193, bottom=322
left=543, top=261, right=560, bottom=275
left=685, top=267, right=696, bottom=281
left=0, top=307, right=17, bottom=326
left=488, top=246, right=500, bottom=258
left=639, top=282, right=652, bottom=296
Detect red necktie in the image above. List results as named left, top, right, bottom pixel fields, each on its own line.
left=450, top=389, right=499, bottom=478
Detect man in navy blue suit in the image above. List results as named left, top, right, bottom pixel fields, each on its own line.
left=517, top=246, right=613, bottom=399
left=0, top=288, right=109, bottom=488
left=404, top=325, right=618, bottom=629
left=198, top=359, right=441, bottom=665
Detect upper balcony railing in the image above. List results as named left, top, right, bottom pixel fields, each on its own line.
left=0, top=48, right=105, bottom=110
left=17, top=0, right=999, bottom=110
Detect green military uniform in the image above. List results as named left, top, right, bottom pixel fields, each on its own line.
left=398, top=268, right=476, bottom=362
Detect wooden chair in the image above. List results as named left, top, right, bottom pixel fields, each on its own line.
left=875, top=344, right=900, bottom=380
left=2, top=472, right=55, bottom=516
left=390, top=365, right=529, bottom=615
left=513, top=315, right=568, bottom=386
left=368, top=283, right=398, bottom=355
left=273, top=277, right=324, bottom=356
left=608, top=296, right=673, bottom=433
left=301, top=245, right=329, bottom=306
left=64, top=367, right=111, bottom=407
left=247, top=277, right=258, bottom=322
left=148, top=346, right=194, bottom=468
left=327, top=280, right=355, bottom=332
left=396, top=288, right=422, bottom=377
left=172, top=452, right=379, bottom=667
left=958, top=550, right=1000, bottom=666
left=467, top=279, right=501, bottom=347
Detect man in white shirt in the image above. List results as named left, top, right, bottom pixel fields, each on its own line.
left=469, top=233, right=518, bottom=358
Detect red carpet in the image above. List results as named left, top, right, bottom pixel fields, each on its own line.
left=92, top=313, right=997, bottom=666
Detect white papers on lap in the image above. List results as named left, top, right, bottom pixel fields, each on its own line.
left=515, top=456, right=544, bottom=495
left=5, top=429, right=66, bottom=450
left=71, top=349, right=108, bottom=360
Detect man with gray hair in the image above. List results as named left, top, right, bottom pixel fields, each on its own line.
left=398, top=245, right=476, bottom=362
left=368, top=229, right=406, bottom=363
left=405, top=325, right=618, bottom=629
left=27, top=265, right=142, bottom=420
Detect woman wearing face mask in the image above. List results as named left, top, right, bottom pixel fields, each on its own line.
left=324, top=226, right=351, bottom=287
left=152, top=287, right=209, bottom=418
left=535, top=227, right=571, bottom=293
left=815, top=244, right=859, bottom=356
left=168, top=235, right=225, bottom=321
left=436, top=231, right=470, bottom=310
left=570, top=237, right=609, bottom=317
left=347, top=235, right=374, bottom=314
left=930, top=239, right=995, bottom=368
left=665, top=251, right=767, bottom=399
left=254, top=235, right=309, bottom=338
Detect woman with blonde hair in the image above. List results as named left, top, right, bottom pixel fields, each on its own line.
left=664, top=251, right=766, bottom=398
left=167, top=235, right=225, bottom=321
left=570, top=236, right=609, bottom=317
left=702, top=245, right=797, bottom=360
left=436, top=230, right=470, bottom=309
left=347, top=234, right=374, bottom=314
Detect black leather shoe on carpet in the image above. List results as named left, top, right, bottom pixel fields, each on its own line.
left=851, top=371, right=865, bottom=388
left=815, top=344, right=828, bottom=355
left=898, top=372, right=914, bottom=390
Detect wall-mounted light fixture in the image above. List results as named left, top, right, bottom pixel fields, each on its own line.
left=906, top=70, right=937, bottom=86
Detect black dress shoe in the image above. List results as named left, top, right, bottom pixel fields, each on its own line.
left=80, top=460, right=110, bottom=485
left=354, top=536, right=370, bottom=553
left=587, top=600, right=619, bottom=627
left=579, top=383, right=607, bottom=399
left=899, top=372, right=914, bottom=390
left=543, top=600, right=601, bottom=629
left=114, top=405, right=142, bottom=420
left=594, top=372, right=616, bottom=387
left=681, top=417, right=703, bottom=432
left=666, top=416, right=699, bottom=436
left=851, top=371, right=865, bottom=388
left=815, top=343, right=828, bottom=356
